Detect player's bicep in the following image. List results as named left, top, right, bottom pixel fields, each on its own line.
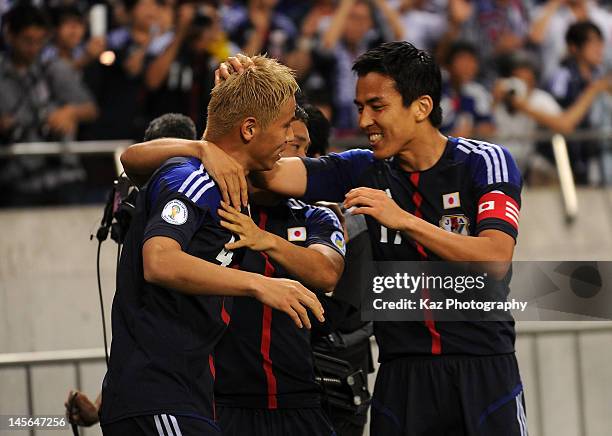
left=252, top=157, right=307, bottom=197
left=142, top=236, right=183, bottom=283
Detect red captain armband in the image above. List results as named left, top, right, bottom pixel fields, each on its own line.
left=477, top=191, right=520, bottom=230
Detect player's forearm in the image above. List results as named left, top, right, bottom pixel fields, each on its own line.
left=399, top=214, right=512, bottom=277
left=250, top=157, right=307, bottom=197
left=143, top=241, right=261, bottom=297
left=121, top=138, right=201, bottom=186
left=264, top=235, right=343, bottom=292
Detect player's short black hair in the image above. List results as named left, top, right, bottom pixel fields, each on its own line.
left=144, top=113, right=197, bottom=141
left=295, top=105, right=308, bottom=124
left=566, top=21, right=603, bottom=48
left=4, top=2, right=49, bottom=35
left=445, top=41, right=479, bottom=66
left=352, top=41, right=443, bottom=128
left=303, top=104, right=330, bottom=158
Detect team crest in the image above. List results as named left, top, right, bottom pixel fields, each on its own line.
left=439, top=214, right=470, bottom=235
left=162, top=200, right=188, bottom=225
left=331, top=231, right=346, bottom=255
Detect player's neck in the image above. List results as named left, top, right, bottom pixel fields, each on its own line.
left=396, top=127, right=447, bottom=173
left=203, top=134, right=252, bottom=174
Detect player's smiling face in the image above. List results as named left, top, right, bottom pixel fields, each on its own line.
left=355, top=73, right=418, bottom=159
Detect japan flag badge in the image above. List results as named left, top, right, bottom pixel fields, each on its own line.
left=442, top=192, right=461, bottom=209
left=288, top=227, right=307, bottom=242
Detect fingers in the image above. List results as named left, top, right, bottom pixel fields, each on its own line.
left=226, top=56, right=245, bottom=74
left=216, top=176, right=230, bottom=205
left=226, top=173, right=242, bottom=210
left=345, top=187, right=380, bottom=202
left=219, top=219, right=241, bottom=233
left=214, top=68, right=221, bottom=86
left=218, top=203, right=241, bottom=222
left=286, top=306, right=304, bottom=329
left=297, top=291, right=325, bottom=323
left=291, top=301, right=311, bottom=329
left=344, top=195, right=376, bottom=209
left=218, top=62, right=232, bottom=80
left=236, top=53, right=255, bottom=69
left=350, top=206, right=375, bottom=217
left=238, top=171, right=249, bottom=208
left=225, top=239, right=247, bottom=250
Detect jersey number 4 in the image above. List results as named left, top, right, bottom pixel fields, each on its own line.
left=215, top=236, right=235, bottom=266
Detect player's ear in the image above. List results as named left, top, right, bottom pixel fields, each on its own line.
left=413, top=95, right=433, bottom=123
left=240, top=117, right=257, bottom=142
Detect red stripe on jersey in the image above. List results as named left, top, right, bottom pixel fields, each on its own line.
left=208, top=354, right=215, bottom=379
left=208, top=354, right=216, bottom=420
left=221, top=298, right=230, bottom=325
left=409, top=173, right=441, bottom=354
left=477, top=192, right=519, bottom=230
left=257, top=209, right=278, bottom=409
left=421, top=289, right=442, bottom=354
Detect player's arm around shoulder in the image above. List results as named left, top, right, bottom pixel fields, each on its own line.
left=120, top=138, right=248, bottom=209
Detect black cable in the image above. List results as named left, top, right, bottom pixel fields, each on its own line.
left=96, top=240, right=110, bottom=368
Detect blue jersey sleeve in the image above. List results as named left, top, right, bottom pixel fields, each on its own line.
left=143, top=158, right=222, bottom=250
left=301, top=149, right=375, bottom=202
left=454, top=138, right=523, bottom=240
left=303, top=205, right=346, bottom=258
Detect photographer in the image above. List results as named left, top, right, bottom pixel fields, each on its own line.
left=493, top=50, right=611, bottom=183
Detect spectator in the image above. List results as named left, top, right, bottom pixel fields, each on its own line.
left=319, top=0, right=396, bottom=129
left=438, top=0, right=531, bottom=85
left=81, top=0, right=161, bottom=140
left=440, top=42, right=495, bottom=138
left=42, top=5, right=106, bottom=71
left=493, top=51, right=611, bottom=183
left=547, top=20, right=611, bottom=184
left=529, top=0, right=612, bottom=84
left=0, top=2, right=98, bottom=205
left=390, top=0, right=448, bottom=52
left=304, top=104, right=331, bottom=157
left=228, top=0, right=298, bottom=60
left=145, top=3, right=221, bottom=134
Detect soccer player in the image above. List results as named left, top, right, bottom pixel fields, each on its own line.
left=99, top=56, right=324, bottom=436
left=213, top=107, right=345, bottom=435
left=120, top=106, right=345, bottom=435
left=170, top=43, right=527, bottom=435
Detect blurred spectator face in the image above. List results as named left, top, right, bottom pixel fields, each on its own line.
left=575, top=31, right=605, bottom=68
left=449, top=51, right=479, bottom=85
left=8, top=25, right=47, bottom=66
left=57, top=17, right=85, bottom=51
left=355, top=73, right=416, bottom=160
left=343, top=2, right=372, bottom=46
left=250, top=0, right=279, bottom=8
left=131, top=0, right=159, bottom=30
left=511, top=66, right=537, bottom=90
left=283, top=120, right=310, bottom=158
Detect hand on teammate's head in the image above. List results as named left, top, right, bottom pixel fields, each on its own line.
left=214, top=54, right=255, bottom=85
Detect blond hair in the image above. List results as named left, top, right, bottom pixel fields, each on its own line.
left=205, top=55, right=299, bottom=140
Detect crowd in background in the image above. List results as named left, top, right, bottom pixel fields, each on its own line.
left=0, top=0, right=611, bottom=205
